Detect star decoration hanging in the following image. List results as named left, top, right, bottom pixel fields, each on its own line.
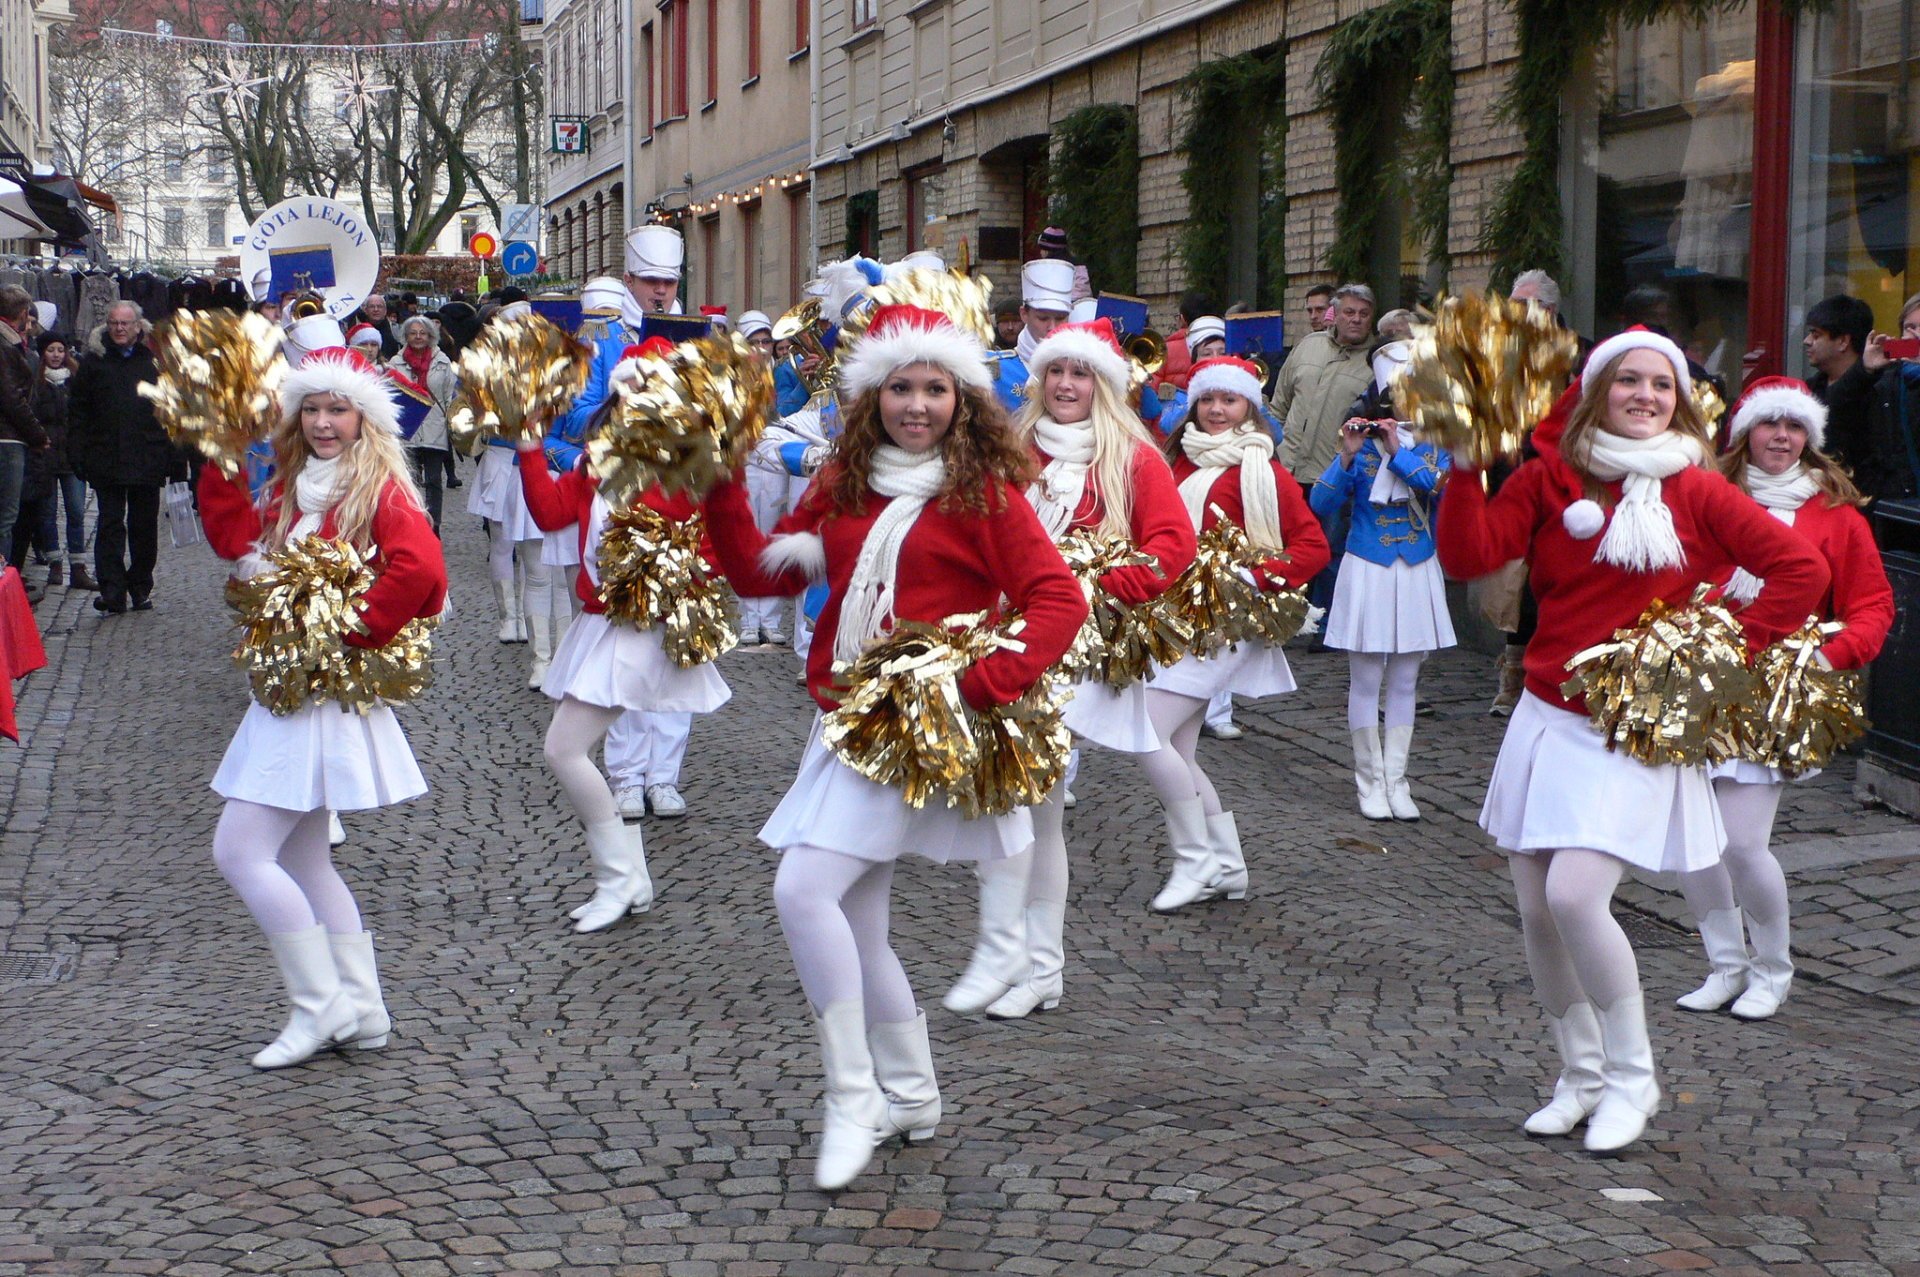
left=339, top=52, right=394, bottom=123
left=191, top=52, right=271, bottom=109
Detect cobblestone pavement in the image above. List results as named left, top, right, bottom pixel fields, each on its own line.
left=2, top=522, right=1918, bottom=1277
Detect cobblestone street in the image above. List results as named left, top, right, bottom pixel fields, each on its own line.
left=2, top=521, right=1918, bottom=1277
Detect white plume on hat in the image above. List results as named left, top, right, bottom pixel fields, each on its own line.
left=624, top=225, right=685, bottom=280
left=1021, top=259, right=1076, bottom=313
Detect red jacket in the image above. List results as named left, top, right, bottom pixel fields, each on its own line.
left=1041, top=439, right=1197, bottom=604
left=1749, top=495, right=1894, bottom=671
left=198, top=466, right=447, bottom=649
left=1438, top=459, right=1830, bottom=713
left=1166, top=454, right=1332, bottom=590
left=703, top=467, right=1088, bottom=712
left=516, top=447, right=707, bottom=615
left=1162, top=328, right=1194, bottom=391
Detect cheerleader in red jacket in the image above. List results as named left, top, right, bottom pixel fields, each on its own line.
left=1437, top=330, right=1828, bottom=1154
left=1142, top=356, right=1329, bottom=913
left=198, top=344, right=448, bottom=1070
left=516, top=339, right=731, bottom=934
left=945, top=318, right=1195, bottom=1020
left=1673, top=377, right=1893, bottom=1021
left=701, top=304, right=1087, bottom=1190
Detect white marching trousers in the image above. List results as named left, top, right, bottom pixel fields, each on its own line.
left=605, top=711, right=692, bottom=789
left=741, top=468, right=793, bottom=633
left=1206, top=692, right=1233, bottom=729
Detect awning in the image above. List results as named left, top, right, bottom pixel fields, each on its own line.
left=0, top=178, right=58, bottom=240
left=73, top=180, right=118, bottom=217
left=15, top=176, right=97, bottom=244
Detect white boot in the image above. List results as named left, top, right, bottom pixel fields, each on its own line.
left=1583, top=993, right=1661, bottom=1154
left=986, top=900, right=1066, bottom=1020
left=812, top=1000, right=887, bottom=1190
left=1207, top=811, right=1248, bottom=900
left=1151, top=796, right=1231, bottom=913
left=868, top=1009, right=942, bottom=1143
left=1350, top=728, right=1392, bottom=820
left=327, top=811, right=346, bottom=847
left=252, top=925, right=359, bottom=1070
left=328, top=930, right=392, bottom=1050
left=1731, top=909, right=1793, bottom=1020
left=1523, top=1001, right=1604, bottom=1136
left=1675, top=908, right=1749, bottom=1012
left=1382, top=725, right=1421, bottom=821
left=493, top=580, right=523, bottom=643
left=526, top=613, right=553, bottom=689
left=943, top=853, right=1033, bottom=1013
left=572, top=819, right=654, bottom=933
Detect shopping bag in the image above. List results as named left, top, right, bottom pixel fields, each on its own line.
left=1469, top=558, right=1527, bottom=634
left=164, top=480, right=203, bottom=549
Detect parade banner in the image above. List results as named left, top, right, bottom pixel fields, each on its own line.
left=240, top=196, right=382, bottom=320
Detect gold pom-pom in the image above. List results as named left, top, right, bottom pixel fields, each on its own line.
left=1054, top=530, right=1192, bottom=689
left=864, top=268, right=997, bottom=349
left=1692, top=379, right=1727, bottom=432
left=225, top=536, right=438, bottom=716
left=447, top=312, right=592, bottom=457
left=821, top=612, right=1072, bottom=817
left=1397, top=292, right=1579, bottom=469
left=1154, top=520, right=1310, bottom=659
left=1559, top=583, right=1753, bottom=767
left=587, top=332, right=774, bottom=503
left=139, top=309, right=285, bottom=478
left=594, top=503, right=738, bottom=667
left=1731, top=619, right=1869, bottom=776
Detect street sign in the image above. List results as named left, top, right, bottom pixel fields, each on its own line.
left=468, top=231, right=497, bottom=258
left=501, top=240, right=538, bottom=277
left=501, top=203, right=539, bottom=244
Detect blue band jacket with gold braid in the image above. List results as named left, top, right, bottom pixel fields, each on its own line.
left=1308, top=439, right=1448, bottom=567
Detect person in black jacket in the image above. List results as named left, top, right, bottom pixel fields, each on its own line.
left=0, top=285, right=51, bottom=572
left=30, top=333, right=94, bottom=590
left=67, top=302, right=187, bottom=614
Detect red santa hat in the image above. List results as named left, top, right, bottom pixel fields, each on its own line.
left=1186, top=356, right=1265, bottom=407
left=1726, top=375, right=1827, bottom=451
left=1581, top=325, right=1692, bottom=398
left=1025, top=317, right=1130, bottom=394
left=838, top=303, right=991, bottom=400
left=280, top=346, right=401, bottom=434
left=609, top=336, right=677, bottom=389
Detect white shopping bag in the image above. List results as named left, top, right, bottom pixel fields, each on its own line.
left=164, top=480, right=203, bottom=548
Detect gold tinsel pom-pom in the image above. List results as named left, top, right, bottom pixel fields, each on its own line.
left=447, top=312, right=592, bottom=457
left=1154, top=520, right=1310, bottom=660
left=595, top=503, right=739, bottom=667
left=1054, top=530, right=1192, bottom=689
left=1691, top=379, right=1727, bottom=432
left=821, top=612, right=1072, bottom=818
left=863, top=268, right=997, bottom=350
left=587, top=332, right=774, bottom=503
left=1731, top=619, right=1869, bottom=776
left=225, top=536, right=438, bottom=716
left=1396, top=292, right=1579, bottom=469
left=1559, top=584, right=1752, bottom=767
left=138, top=309, right=285, bottom=478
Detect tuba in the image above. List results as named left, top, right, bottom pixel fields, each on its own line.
left=773, top=298, right=835, bottom=397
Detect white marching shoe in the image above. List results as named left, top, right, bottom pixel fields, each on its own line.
left=1382, top=725, right=1421, bottom=821
left=1675, top=908, right=1749, bottom=1012
left=613, top=785, right=649, bottom=820
left=252, top=925, right=360, bottom=1070
left=571, top=819, right=655, bottom=932
left=645, top=783, right=688, bottom=818
left=1524, top=1001, right=1604, bottom=1136
left=868, top=1009, right=942, bottom=1143
left=493, top=581, right=525, bottom=643
left=1350, top=728, right=1393, bottom=821
left=986, top=900, right=1067, bottom=1020
left=811, top=1000, right=888, bottom=1190
left=525, top=612, right=553, bottom=688
left=328, top=930, right=392, bottom=1050
left=1731, top=909, right=1793, bottom=1020
left=1151, top=797, right=1236, bottom=913
left=943, top=854, right=1033, bottom=1013
left=1583, top=993, right=1661, bottom=1155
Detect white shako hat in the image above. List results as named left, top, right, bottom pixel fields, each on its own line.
left=280, top=344, right=401, bottom=434
left=581, top=275, right=627, bottom=315
left=250, top=268, right=273, bottom=302
left=1186, top=315, right=1226, bottom=350
left=737, top=310, right=773, bottom=339
left=283, top=314, right=346, bottom=367
left=625, top=225, right=684, bottom=280
left=1020, top=258, right=1076, bottom=313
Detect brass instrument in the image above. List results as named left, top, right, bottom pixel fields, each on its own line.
left=1124, top=328, right=1166, bottom=378
left=1247, top=354, right=1272, bottom=384
left=289, top=295, right=328, bottom=320
left=773, top=298, right=835, bottom=398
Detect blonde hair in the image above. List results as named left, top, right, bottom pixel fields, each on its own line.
left=266, top=393, right=425, bottom=552
left=1014, top=360, right=1156, bottom=541
left=1560, top=350, right=1712, bottom=497
left=1720, top=436, right=1864, bottom=509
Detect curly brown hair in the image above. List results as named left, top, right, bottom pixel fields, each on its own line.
left=824, top=377, right=1037, bottom=516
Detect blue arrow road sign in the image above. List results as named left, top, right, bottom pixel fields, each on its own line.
left=501, top=241, right=539, bottom=277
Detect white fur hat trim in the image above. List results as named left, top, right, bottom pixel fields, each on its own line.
left=281, top=351, right=402, bottom=435
left=1581, top=329, right=1692, bottom=398
left=1187, top=361, right=1264, bottom=407
left=838, top=320, right=991, bottom=400
left=1728, top=385, right=1827, bottom=450
left=1025, top=327, right=1131, bottom=394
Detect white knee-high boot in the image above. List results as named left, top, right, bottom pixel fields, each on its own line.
left=328, top=930, right=392, bottom=1049
left=1382, top=725, right=1420, bottom=821
left=944, top=853, right=1033, bottom=1013
left=572, top=819, right=654, bottom=933
left=493, top=580, right=523, bottom=643
left=1583, top=993, right=1661, bottom=1154
left=1731, top=908, right=1793, bottom=1020
left=526, top=612, right=553, bottom=688
left=985, top=900, right=1066, bottom=1020
left=1524, top=1001, right=1604, bottom=1136
left=1207, top=811, right=1248, bottom=899
left=812, top=1000, right=888, bottom=1190
left=1675, top=908, right=1749, bottom=1012
left=1350, top=728, right=1392, bottom=820
left=868, top=1009, right=941, bottom=1143
left=1151, top=796, right=1230, bottom=913
left=253, top=925, right=359, bottom=1069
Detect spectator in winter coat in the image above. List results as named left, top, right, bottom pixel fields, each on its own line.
left=0, top=285, right=50, bottom=567
left=29, top=333, right=92, bottom=591
left=1844, top=293, right=1920, bottom=505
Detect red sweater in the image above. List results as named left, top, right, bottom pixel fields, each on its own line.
left=198, top=467, right=447, bottom=649
left=1041, top=439, right=1197, bottom=604
left=1745, top=495, right=1894, bottom=671
left=1438, top=459, right=1830, bottom=712
left=704, top=467, right=1089, bottom=712
left=516, top=447, right=706, bottom=615
left=1167, top=455, right=1332, bottom=590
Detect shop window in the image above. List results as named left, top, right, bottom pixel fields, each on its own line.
left=906, top=164, right=947, bottom=255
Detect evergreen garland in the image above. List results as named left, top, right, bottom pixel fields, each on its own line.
left=1048, top=104, right=1140, bottom=294
left=1178, top=46, right=1287, bottom=303
left=844, top=189, right=879, bottom=257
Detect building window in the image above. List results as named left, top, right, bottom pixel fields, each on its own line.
left=460, top=214, right=480, bottom=246
left=745, top=0, right=761, bottom=81
left=852, top=0, right=877, bottom=29
left=164, top=145, right=184, bottom=181
left=162, top=207, right=185, bottom=247
left=740, top=200, right=760, bottom=309
left=378, top=214, right=397, bottom=250
left=794, top=0, right=808, bottom=52
left=641, top=23, right=656, bottom=135
left=207, top=150, right=227, bottom=183
left=701, top=214, right=721, bottom=308
left=787, top=184, right=809, bottom=302
left=906, top=165, right=946, bottom=254
left=663, top=0, right=689, bottom=118
left=704, top=0, right=719, bottom=104
left=205, top=207, right=225, bottom=247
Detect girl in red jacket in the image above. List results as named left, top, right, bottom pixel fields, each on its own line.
left=1437, top=330, right=1829, bottom=1154
left=1673, top=377, right=1893, bottom=1021
left=701, top=303, right=1087, bottom=1191
left=198, top=344, right=448, bottom=1070
left=515, top=340, right=732, bottom=935
left=1144, top=357, right=1330, bottom=913
left=945, top=318, right=1196, bottom=1021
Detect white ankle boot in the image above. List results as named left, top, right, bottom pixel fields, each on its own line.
left=1524, top=1001, right=1604, bottom=1136
left=1583, top=993, right=1661, bottom=1154
left=572, top=819, right=654, bottom=933
left=812, top=1000, right=887, bottom=1190
left=944, top=853, right=1033, bottom=1013
left=253, top=925, right=359, bottom=1070
left=328, top=930, right=392, bottom=1049
left=1151, top=797, right=1231, bottom=913
left=868, top=1009, right=941, bottom=1143
left=1382, top=725, right=1420, bottom=820
left=986, top=900, right=1066, bottom=1020
left=1731, top=909, right=1793, bottom=1020
left=1676, top=908, right=1749, bottom=1012
left=526, top=613, right=553, bottom=688
left=1350, top=728, right=1392, bottom=820
left=493, top=581, right=524, bottom=643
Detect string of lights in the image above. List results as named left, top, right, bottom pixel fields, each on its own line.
left=649, top=170, right=811, bottom=223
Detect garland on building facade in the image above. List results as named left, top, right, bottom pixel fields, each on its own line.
left=1177, top=45, right=1287, bottom=307
left=1048, top=104, right=1140, bottom=295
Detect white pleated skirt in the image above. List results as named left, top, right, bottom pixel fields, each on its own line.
left=540, top=524, right=581, bottom=568
left=1324, top=554, right=1457, bottom=654
left=467, top=447, right=544, bottom=541
left=760, top=715, right=1036, bottom=864
left=212, top=700, right=427, bottom=813
left=1147, top=642, right=1297, bottom=703
left=1481, top=692, right=1724, bottom=873
left=1061, top=676, right=1160, bottom=752
left=540, top=612, right=731, bottom=713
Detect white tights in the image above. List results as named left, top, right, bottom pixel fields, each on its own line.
left=1508, top=848, right=1640, bottom=1015
left=1027, top=777, right=1071, bottom=905
left=485, top=522, right=554, bottom=620
left=213, top=799, right=365, bottom=934
left=1681, top=779, right=1789, bottom=928
left=772, top=845, right=917, bottom=1025
left=1138, top=690, right=1223, bottom=815
left=543, top=696, right=626, bottom=827
left=1347, top=652, right=1424, bottom=731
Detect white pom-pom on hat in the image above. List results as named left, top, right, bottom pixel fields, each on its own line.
left=1562, top=498, right=1606, bottom=540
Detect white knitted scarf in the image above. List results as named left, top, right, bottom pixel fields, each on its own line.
left=1570, top=430, right=1704, bottom=572
left=291, top=455, right=348, bottom=539
left=834, top=445, right=948, bottom=662
left=1026, top=416, right=1097, bottom=540
left=1366, top=426, right=1420, bottom=506
left=1724, top=464, right=1821, bottom=604
left=1178, top=424, right=1283, bottom=550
